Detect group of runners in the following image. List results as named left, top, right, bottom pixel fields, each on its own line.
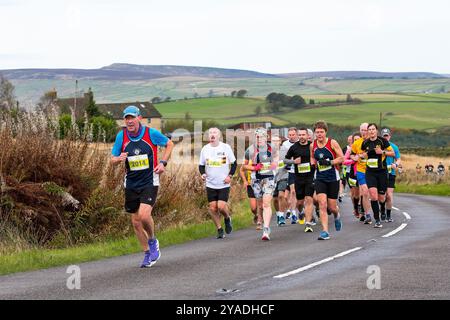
left=111, top=105, right=402, bottom=268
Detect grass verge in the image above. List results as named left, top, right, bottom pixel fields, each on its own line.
left=396, top=183, right=450, bottom=197
left=0, top=201, right=253, bottom=276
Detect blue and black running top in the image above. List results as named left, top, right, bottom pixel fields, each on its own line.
left=312, top=138, right=340, bottom=183
left=112, top=125, right=169, bottom=190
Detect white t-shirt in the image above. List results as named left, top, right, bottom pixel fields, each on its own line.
left=282, top=140, right=298, bottom=174
left=199, top=142, right=236, bottom=189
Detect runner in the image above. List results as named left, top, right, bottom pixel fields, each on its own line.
left=242, top=128, right=279, bottom=240
left=381, top=128, right=401, bottom=223
left=339, top=135, right=353, bottom=202
left=283, top=128, right=300, bottom=223
left=272, top=136, right=290, bottom=226
left=351, top=123, right=373, bottom=224
left=239, top=159, right=263, bottom=229
left=361, top=123, right=395, bottom=228
left=199, top=128, right=237, bottom=239
left=111, top=105, right=174, bottom=268
left=285, top=127, right=315, bottom=233
left=310, top=121, right=344, bottom=240
left=343, top=132, right=362, bottom=219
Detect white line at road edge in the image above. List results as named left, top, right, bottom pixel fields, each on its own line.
left=402, top=212, right=411, bottom=220
left=382, top=223, right=408, bottom=238
left=274, top=247, right=363, bottom=279
left=392, top=206, right=400, bottom=211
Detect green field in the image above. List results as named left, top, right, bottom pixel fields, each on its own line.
left=12, top=77, right=450, bottom=106
left=155, top=97, right=264, bottom=119
left=278, top=101, right=450, bottom=130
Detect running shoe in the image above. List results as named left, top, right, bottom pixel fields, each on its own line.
left=261, top=227, right=271, bottom=241
left=217, top=228, right=225, bottom=239
left=338, top=196, right=343, bottom=203
left=299, top=212, right=305, bottom=225
left=277, top=215, right=286, bottom=226
left=285, top=210, right=292, bottom=220
left=374, top=220, right=383, bottom=228
left=359, top=214, right=366, bottom=222
left=318, top=231, right=330, bottom=240
left=291, top=214, right=298, bottom=224
left=310, top=217, right=317, bottom=226
left=387, top=217, right=394, bottom=223
left=224, top=217, right=233, bottom=234
left=334, top=216, right=342, bottom=231
left=304, top=224, right=314, bottom=233
left=140, top=250, right=152, bottom=268
left=364, top=214, right=373, bottom=225
left=256, top=222, right=263, bottom=230
left=148, top=238, right=161, bottom=265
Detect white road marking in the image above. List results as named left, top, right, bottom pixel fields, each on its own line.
left=274, top=247, right=363, bottom=279
left=382, top=223, right=408, bottom=238
left=392, top=206, right=400, bottom=211
left=403, top=212, right=411, bottom=220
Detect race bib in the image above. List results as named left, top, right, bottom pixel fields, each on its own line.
left=298, top=162, right=311, bottom=173
left=278, top=160, right=285, bottom=169
left=260, top=162, right=272, bottom=175
left=318, top=164, right=332, bottom=172
left=206, top=157, right=226, bottom=168
left=367, top=158, right=379, bottom=169
left=387, top=164, right=392, bottom=174
left=128, top=154, right=150, bottom=171
left=348, top=178, right=357, bottom=187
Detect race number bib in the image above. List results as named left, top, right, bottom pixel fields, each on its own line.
left=318, top=163, right=332, bottom=172
left=348, top=177, right=357, bottom=187
left=278, top=160, right=286, bottom=169
left=260, top=162, right=272, bottom=175
left=207, top=157, right=226, bottom=168
left=128, top=154, right=150, bottom=171
left=298, top=162, right=311, bottom=173
left=367, top=158, right=379, bottom=169
left=387, top=164, right=392, bottom=174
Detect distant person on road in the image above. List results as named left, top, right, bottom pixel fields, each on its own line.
left=416, top=163, right=422, bottom=174
left=437, top=162, right=445, bottom=176
left=111, top=105, right=174, bottom=268
left=310, top=120, right=344, bottom=240
left=199, top=128, right=237, bottom=239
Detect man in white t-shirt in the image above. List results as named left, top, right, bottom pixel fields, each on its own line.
left=199, top=127, right=237, bottom=239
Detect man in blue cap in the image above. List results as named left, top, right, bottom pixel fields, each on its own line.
left=111, top=105, right=174, bottom=268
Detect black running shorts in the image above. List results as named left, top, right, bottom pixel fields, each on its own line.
left=125, top=186, right=159, bottom=213
left=247, top=185, right=255, bottom=199
left=206, top=187, right=230, bottom=203
left=388, top=174, right=396, bottom=189
left=314, top=180, right=340, bottom=199
left=365, top=170, right=388, bottom=194
left=295, top=176, right=315, bottom=200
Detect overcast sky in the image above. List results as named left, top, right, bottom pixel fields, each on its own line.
left=1, top=0, right=449, bottom=73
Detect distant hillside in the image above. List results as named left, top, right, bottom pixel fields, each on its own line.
left=279, top=71, right=444, bottom=79
left=0, top=64, right=277, bottom=80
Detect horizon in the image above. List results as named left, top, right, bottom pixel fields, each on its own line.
left=1, top=0, right=449, bottom=74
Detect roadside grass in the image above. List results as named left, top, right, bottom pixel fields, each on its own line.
left=0, top=201, right=253, bottom=276
left=396, top=183, right=450, bottom=197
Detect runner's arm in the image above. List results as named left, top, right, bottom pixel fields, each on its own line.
left=330, top=139, right=344, bottom=165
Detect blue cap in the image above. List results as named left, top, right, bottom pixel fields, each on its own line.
left=123, top=105, right=140, bottom=118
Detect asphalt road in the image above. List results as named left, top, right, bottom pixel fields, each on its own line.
left=1, top=194, right=449, bottom=300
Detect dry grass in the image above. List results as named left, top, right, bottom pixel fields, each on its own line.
left=396, top=154, right=449, bottom=185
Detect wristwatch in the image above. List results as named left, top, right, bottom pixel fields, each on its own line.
left=160, top=160, right=168, bottom=167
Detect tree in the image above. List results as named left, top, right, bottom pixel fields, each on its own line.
left=85, top=88, right=100, bottom=118
left=255, top=105, right=262, bottom=117
left=346, top=94, right=353, bottom=103
left=0, top=74, right=16, bottom=110
left=289, top=95, right=306, bottom=109
left=164, top=97, right=172, bottom=103
left=193, top=92, right=199, bottom=99
left=152, top=96, right=162, bottom=104
left=231, top=90, right=237, bottom=98
left=37, top=89, right=57, bottom=114
left=236, top=89, right=247, bottom=98
left=185, top=112, right=191, bottom=120
left=208, top=89, right=214, bottom=98
left=309, top=99, right=315, bottom=105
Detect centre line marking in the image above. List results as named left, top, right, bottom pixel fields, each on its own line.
left=402, top=212, right=411, bottom=220
left=382, top=223, right=408, bottom=238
